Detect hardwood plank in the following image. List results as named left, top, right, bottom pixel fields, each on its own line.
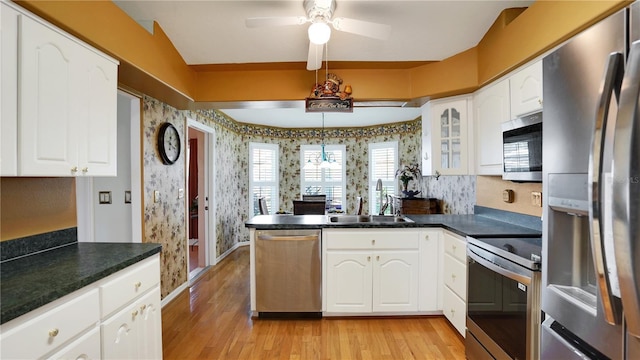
left=162, top=246, right=465, bottom=359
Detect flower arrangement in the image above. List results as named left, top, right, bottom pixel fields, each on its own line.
left=395, top=163, right=421, bottom=192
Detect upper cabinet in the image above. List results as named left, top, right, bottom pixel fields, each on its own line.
left=1, top=2, right=118, bottom=177
left=421, top=95, right=473, bottom=176
left=473, top=79, right=509, bottom=175
left=509, top=60, right=543, bottom=118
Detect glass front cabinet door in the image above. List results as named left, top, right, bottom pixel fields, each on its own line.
left=421, top=95, right=472, bottom=176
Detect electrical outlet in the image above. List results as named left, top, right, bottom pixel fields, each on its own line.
left=531, top=191, right=542, bottom=207
left=154, top=190, right=160, bottom=203
left=178, top=188, right=184, bottom=199
left=503, top=189, right=514, bottom=203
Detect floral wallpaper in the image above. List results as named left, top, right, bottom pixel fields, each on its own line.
left=421, top=175, right=476, bottom=214
left=142, top=95, right=472, bottom=297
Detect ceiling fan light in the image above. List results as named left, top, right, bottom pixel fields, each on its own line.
left=308, top=22, right=331, bottom=44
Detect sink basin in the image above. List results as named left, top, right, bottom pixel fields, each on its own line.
left=328, top=215, right=412, bottom=223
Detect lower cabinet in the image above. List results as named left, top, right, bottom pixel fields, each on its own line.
left=0, top=254, right=162, bottom=360
left=442, top=230, right=467, bottom=337
left=324, top=229, right=421, bottom=314
left=102, top=287, right=162, bottom=360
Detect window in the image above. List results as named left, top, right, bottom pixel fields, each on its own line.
left=369, top=141, right=398, bottom=215
left=300, top=144, right=346, bottom=211
left=249, top=143, right=279, bottom=216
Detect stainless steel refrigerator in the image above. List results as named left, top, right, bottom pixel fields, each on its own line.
left=541, top=1, right=640, bottom=359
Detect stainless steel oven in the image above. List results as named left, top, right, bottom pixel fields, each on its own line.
left=466, top=236, right=542, bottom=360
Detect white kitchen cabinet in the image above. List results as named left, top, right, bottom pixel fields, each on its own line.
left=325, top=251, right=373, bottom=313
left=0, top=254, right=161, bottom=360
left=418, top=229, right=442, bottom=312
left=324, top=229, right=420, bottom=314
left=509, top=60, right=543, bottom=119
left=46, top=326, right=101, bottom=360
left=0, top=2, right=118, bottom=176
left=1, top=3, right=19, bottom=176
left=101, top=287, right=162, bottom=360
left=441, top=230, right=467, bottom=337
left=474, top=78, right=510, bottom=175
left=422, top=95, right=473, bottom=176
left=100, top=254, right=162, bottom=360
left=0, top=288, right=100, bottom=360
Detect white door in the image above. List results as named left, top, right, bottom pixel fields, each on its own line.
left=19, top=15, right=79, bottom=176
left=325, top=251, right=373, bottom=313
left=474, top=79, right=509, bottom=175
left=101, top=304, right=139, bottom=360
left=138, top=287, right=163, bottom=359
left=76, top=91, right=142, bottom=243
left=187, top=119, right=217, bottom=277
left=372, top=251, right=420, bottom=312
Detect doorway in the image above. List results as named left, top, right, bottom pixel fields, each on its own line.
left=187, top=119, right=216, bottom=281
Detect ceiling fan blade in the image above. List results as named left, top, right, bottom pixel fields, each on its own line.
left=307, top=42, right=324, bottom=71
left=245, top=16, right=307, bottom=28
left=331, top=17, right=391, bottom=40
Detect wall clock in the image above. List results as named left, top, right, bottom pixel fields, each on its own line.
left=157, top=122, right=181, bottom=165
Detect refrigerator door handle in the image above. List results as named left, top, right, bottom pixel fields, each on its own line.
left=588, top=51, right=624, bottom=325
left=613, top=41, right=640, bottom=338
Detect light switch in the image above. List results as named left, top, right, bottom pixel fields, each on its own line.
left=99, top=191, right=112, bottom=204
left=154, top=190, right=160, bottom=203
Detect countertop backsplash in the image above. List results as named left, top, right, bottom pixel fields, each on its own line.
left=421, top=175, right=476, bottom=215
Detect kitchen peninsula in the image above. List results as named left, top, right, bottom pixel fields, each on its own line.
left=245, top=206, right=541, bottom=336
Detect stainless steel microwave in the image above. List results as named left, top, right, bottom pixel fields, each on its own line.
left=502, top=112, right=542, bottom=182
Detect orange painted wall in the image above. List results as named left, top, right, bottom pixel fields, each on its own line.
left=477, top=0, right=629, bottom=85
left=1, top=178, right=76, bottom=241
left=15, top=0, right=630, bottom=105
left=17, top=0, right=197, bottom=101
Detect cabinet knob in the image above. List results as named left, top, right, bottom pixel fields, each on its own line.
left=82, top=167, right=88, bottom=173
left=140, top=304, right=147, bottom=312
left=424, top=235, right=430, bottom=241
left=452, top=244, right=457, bottom=251
left=538, top=99, right=543, bottom=105
left=371, top=239, right=376, bottom=246
left=71, top=167, right=78, bottom=173
left=367, top=256, right=371, bottom=262
left=134, top=281, right=142, bottom=288
left=424, top=151, right=429, bottom=161
left=450, top=309, right=455, bottom=315
left=451, top=274, right=457, bottom=280
left=49, top=328, right=59, bottom=337
left=132, top=310, right=139, bottom=317
left=376, top=255, right=380, bottom=261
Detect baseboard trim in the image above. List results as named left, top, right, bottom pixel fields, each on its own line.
left=161, top=282, right=188, bottom=308
left=215, top=241, right=248, bottom=263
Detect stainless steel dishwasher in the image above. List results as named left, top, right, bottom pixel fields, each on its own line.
left=255, top=229, right=322, bottom=315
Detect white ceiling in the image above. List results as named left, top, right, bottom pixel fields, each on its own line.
left=115, top=0, right=534, bottom=128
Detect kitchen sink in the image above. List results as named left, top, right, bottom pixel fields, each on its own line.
left=328, top=215, right=413, bottom=223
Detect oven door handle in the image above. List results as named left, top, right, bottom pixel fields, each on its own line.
left=588, top=51, right=624, bottom=325
left=467, top=247, right=531, bottom=285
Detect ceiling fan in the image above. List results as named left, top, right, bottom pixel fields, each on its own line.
left=245, top=0, right=391, bottom=71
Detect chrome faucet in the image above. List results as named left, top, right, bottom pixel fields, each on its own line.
left=375, top=179, right=386, bottom=215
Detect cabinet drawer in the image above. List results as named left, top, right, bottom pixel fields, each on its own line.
left=0, top=289, right=99, bottom=360
left=443, top=286, right=466, bottom=337
left=443, top=231, right=466, bottom=262
left=100, top=255, right=160, bottom=318
left=46, top=326, right=100, bottom=360
left=443, top=253, right=467, bottom=301
left=325, top=230, right=419, bottom=250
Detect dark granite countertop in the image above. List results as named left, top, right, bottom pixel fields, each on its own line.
left=0, top=242, right=161, bottom=325
left=245, top=206, right=542, bottom=238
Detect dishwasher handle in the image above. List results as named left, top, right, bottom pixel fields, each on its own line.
left=257, top=234, right=318, bottom=241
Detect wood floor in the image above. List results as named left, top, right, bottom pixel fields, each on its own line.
left=161, top=246, right=465, bottom=360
